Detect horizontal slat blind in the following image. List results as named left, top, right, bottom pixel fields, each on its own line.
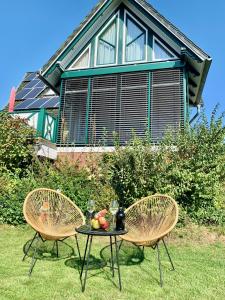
left=88, top=75, right=118, bottom=145
left=150, top=69, right=183, bottom=143
left=57, top=68, right=184, bottom=146
left=57, top=78, right=88, bottom=145
left=119, top=72, right=148, bottom=144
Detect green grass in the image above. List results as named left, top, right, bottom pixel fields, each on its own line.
left=0, top=225, right=225, bottom=300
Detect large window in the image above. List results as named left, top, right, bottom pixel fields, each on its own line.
left=124, top=11, right=147, bottom=63
left=58, top=69, right=184, bottom=146
left=95, top=14, right=119, bottom=66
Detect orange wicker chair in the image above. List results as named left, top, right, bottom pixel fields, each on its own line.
left=22, top=188, right=85, bottom=275
left=120, top=194, right=179, bottom=286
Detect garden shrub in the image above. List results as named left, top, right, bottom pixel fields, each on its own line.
left=103, top=106, right=225, bottom=225
left=0, top=112, right=35, bottom=174
left=0, top=158, right=116, bottom=225
left=0, top=107, right=224, bottom=226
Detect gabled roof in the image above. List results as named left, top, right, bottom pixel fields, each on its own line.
left=40, top=0, right=211, bottom=106
left=41, top=0, right=107, bottom=74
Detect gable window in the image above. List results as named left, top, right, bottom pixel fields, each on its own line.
left=153, top=37, right=177, bottom=61
left=124, top=11, right=147, bottom=63
left=95, top=14, right=119, bottom=66
left=69, top=45, right=91, bottom=70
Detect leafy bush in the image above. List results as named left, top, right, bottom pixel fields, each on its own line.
left=0, top=107, right=224, bottom=226
left=0, top=158, right=116, bottom=225
left=0, top=112, right=35, bottom=174
left=103, top=106, right=225, bottom=225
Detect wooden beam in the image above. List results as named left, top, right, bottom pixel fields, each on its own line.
left=188, top=77, right=197, bottom=88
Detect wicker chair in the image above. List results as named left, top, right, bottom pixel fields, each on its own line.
left=22, top=188, right=85, bottom=275
left=120, top=194, right=179, bottom=287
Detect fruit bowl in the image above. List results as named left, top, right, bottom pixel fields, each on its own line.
left=90, top=209, right=110, bottom=230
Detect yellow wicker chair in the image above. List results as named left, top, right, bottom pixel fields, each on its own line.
left=22, top=188, right=85, bottom=275
left=120, top=194, right=179, bottom=286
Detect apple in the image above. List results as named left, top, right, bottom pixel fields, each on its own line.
left=98, top=217, right=106, bottom=225
left=101, top=221, right=109, bottom=230
left=91, top=219, right=100, bottom=229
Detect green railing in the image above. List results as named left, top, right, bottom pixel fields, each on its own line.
left=11, top=108, right=58, bottom=143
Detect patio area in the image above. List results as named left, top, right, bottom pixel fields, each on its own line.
left=1, top=224, right=225, bottom=300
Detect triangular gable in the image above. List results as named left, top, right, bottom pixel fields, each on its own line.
left=69, top=45, right=91, bottom=70
left=40, top=0, right=211, bottom=105
left=153, top=37, right=177, bottom=61
left=41, top=0, right=210, bottom=76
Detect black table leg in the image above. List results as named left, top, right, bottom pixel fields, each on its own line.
left=82, top=235, right=93, bottom=292
left=114, top=236, right=122, bottom=291
left=109, top=236, right=115, bottom=277
left=80, top=235, right=90, bottom=279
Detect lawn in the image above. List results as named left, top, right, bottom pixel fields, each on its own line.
left=0, top=224, right=225, bottom=300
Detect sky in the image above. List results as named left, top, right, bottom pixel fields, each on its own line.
left=0, top=0, right=224, bottom=117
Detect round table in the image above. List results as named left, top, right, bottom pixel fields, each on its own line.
left=76, top=225, right=127, bottom=292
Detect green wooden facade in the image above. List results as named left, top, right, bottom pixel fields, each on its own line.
left=37, top=0, right=211, bottom=148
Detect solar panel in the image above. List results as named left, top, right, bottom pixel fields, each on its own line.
left=15, top=97, right=60, bottom=110
left=23, top=79, right=40, bottom=89
left=16, top=88, right=31, bottom=100
left=23, top=87, right=44, bottom=99
left=42, top=97, right=60, bottom=108
left=24, top=72, right=37, bottom=81
left=35, top=81, right=46, bottom=88
left=15, top=99, right=37, bottom=110
left=15, top=71, right=58, bottom=110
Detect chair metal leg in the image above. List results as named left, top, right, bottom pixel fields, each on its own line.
left=56, top=240, right=59, bottom=258
left=110, top=236, right=115, bottom=277
left=22, top=232, right=38, bottom=261
left=28, top=234, right=40, bottom=276
left=156, top=242, right=163, bottom=287
left=118, top=239, right=124, bottom=251
left=162, top=238, right=175, bottom=271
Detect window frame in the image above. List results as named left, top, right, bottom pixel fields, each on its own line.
left=152, top=36, right=177, bottom=62
left=94, top=12, right=120, bottom=67
left=123, top=10, right=148, bottom=65
left=68, top=45, right=91, bottom=70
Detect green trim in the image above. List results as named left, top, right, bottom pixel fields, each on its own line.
left=11, top=110, right=40, bottom=114
left=118, top=6, right=124, bottom=64
left=45, top=0, right=113, bottom=76
left=55, top=80, right=64, bottom=143
left=185, top=69, right=190, bottom=122
left=183, top=68, right=186, bottom=124
left=52, top=114, right=57, bottom=143
left=85, top=78, right=92, bottom=144
left=62, top=60, right=184, bottom=79
left=90, top=39, right=96, bottom=68
left=148, top=29, right=153, bottom=62
left=147, top=72, right=151, bottom=132
left=183, top=68, right=189, bottom=124
left=37, top=108, right=45, bottom=137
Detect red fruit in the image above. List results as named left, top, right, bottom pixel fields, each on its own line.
left=96, top=209, right=108, bottom=219
left=101, top=221, right=109, bottom=230
left=99, top=217, right=106, bottom=225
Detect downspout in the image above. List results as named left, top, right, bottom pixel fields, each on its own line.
left=189, top=104, right=201, bottom=124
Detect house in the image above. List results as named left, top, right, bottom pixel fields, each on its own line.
left=12, top=0, right=211, bottom=157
